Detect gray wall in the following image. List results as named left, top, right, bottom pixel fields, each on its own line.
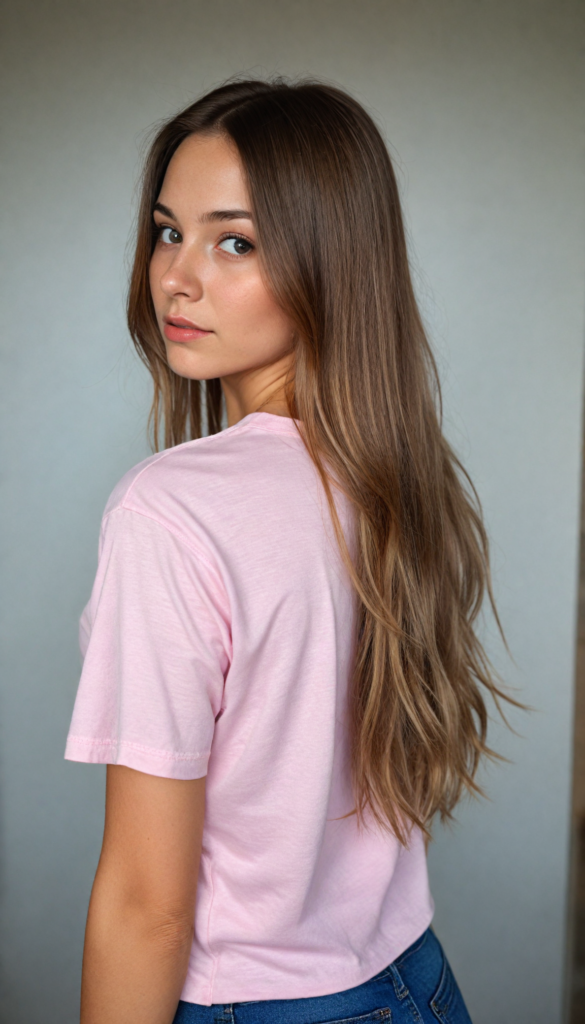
left=1, top=2, right=584, bottom=1021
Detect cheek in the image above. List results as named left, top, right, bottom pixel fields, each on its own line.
left=220, top=273, right=290, bottom=341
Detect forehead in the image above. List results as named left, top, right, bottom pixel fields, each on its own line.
left=158, top=134, right=248, bottom=210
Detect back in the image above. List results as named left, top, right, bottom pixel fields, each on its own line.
left=65, top=411, right=433, bottom=1005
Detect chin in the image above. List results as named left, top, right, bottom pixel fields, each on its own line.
left=164, top=347, right=218, bottom=381
left=165, top=345, right=261, bottom=382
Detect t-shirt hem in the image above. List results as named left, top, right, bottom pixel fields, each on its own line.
left=182, top=907, right=435, bottom=1005
left=64, top=736, right=209, bottom=779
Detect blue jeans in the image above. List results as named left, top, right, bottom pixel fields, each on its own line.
left=173, top=928, right=473, bottom=1023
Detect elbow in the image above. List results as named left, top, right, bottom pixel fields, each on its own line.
left=144, top=908, right=194, bottom=957
left=88, top=882, right=195, bottom=959
left=127, top=892, right=195, bottom=953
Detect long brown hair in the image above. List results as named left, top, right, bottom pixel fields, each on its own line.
left=128, top=78, right=513, bottom=842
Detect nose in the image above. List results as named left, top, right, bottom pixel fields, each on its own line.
left=158, top=243, right=204, bottom=302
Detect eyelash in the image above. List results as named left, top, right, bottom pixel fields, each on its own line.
left=154, top=224, right=255, bottom=255
left=217, top=231, right=255, bottom=253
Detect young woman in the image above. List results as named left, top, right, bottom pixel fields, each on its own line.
left=66, top=78, right=509, bottom=1024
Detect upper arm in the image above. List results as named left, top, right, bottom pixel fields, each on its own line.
left=67, top=509, right=230, bottom=782
left=96, top=765, right=206, bottom=918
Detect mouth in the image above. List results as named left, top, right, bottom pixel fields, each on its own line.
left=163, top=316, right=213, bottom=343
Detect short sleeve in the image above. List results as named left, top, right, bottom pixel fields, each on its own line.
left=65, top=507, right=231, bottom=779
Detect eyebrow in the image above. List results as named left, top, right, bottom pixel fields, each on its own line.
left=153, top=202, right=253, bottom=223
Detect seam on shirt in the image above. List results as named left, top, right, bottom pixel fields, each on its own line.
left=118, top=448, right=177, bottom=505
left=95, top=506, right=233, bottom=714
left=102, top=505, right=231, bottom=630
left=119, top=505, right=232, bottom=641
left=242, top=419, right=300, bottom=438
left=68, top=735, right=211, bottom=762
left=103, top=414, right=302, bottom=595
left=102, top=505, right=219, bottom=580
left=119, top=505, right=221, bottom=578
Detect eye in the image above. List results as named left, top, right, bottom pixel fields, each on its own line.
left=217, top=235, right=254, bottom=256
left=158, top=225, right=182, bottom=244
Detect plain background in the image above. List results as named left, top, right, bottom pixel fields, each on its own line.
left=1, top=1, right=584, bottom=1021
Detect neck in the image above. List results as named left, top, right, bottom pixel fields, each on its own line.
left=221, top=353, right=294, bottom=427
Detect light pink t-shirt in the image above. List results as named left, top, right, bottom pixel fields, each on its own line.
left=65, top=410, right=433, bottom=1005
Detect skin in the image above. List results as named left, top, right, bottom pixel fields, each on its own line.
left=149, top=132, right=296, bottom=426
left=81, top=768, right=205, bottom=1024
left=81, top=135, right=296, bottom=1023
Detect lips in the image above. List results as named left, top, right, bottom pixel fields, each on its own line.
left=163, top=316, right=213, bottom=343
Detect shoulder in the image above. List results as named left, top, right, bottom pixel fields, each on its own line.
left=101, top=413, right=306, bottom=546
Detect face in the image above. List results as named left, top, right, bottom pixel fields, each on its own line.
left=149, top=133, right=294, bottom=399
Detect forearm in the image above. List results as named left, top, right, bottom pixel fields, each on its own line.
left=81, top=879, right=193, bottom=1024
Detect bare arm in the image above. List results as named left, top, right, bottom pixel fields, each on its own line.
left=81, top=765, right=206, bottom=1024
